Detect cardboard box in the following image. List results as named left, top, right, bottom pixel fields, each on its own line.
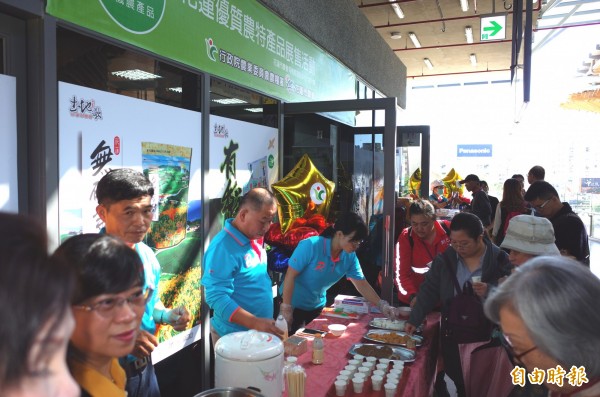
left=334, top=294, right=370, bottom=314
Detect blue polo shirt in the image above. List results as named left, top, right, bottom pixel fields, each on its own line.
left=283, top=236, right=365, bottom=311
left=202, top=219, right=273, bottom=337
left=135, top=242, right=161, bottom=334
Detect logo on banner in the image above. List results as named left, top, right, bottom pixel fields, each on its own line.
left=206, top=38, right=218, bottom=62
left=213, top=123, right=229, bottom=138
left=69, top=95, right=103, bottom=121
left=310, top=183, right=327, bottom=205
left=99, top=0, right=165, bottom=34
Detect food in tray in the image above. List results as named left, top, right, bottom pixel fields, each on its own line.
left=364, top=330, right=423, bottom=347
left=370, top=317, right=406, bottom=331
left=322, top=307, right=361, bottom=319
left=349, top=343, right=415, bottom=363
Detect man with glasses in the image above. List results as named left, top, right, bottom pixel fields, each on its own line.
left=524, top=181, right=590, bottom=266
left=96, top=169, right=191, bottom=397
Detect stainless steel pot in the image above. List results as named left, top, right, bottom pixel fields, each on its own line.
left=193, top=387, right=266, bottom=397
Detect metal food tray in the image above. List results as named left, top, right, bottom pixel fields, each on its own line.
left=348, top=343, right=416, bottom=363
left=363, top=329, right=423, bottom=347
left=369, top=318, right=423, bottom=333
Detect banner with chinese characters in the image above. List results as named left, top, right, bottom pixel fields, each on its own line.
left=0, top=74, right=18, bottom=213
left=207, top=115, right=278, bottom=221
left=58, top=82, right=202, bottom=362
left=46, top=0, right=357, bottom=107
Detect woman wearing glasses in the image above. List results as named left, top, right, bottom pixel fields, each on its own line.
left=52, top=234, right=147, bottom=397
left=279, top=212, right=398, bottom=333
left=485, top=256, right=600, bottom=396
left=395, top=199, right=452, bottom=306
left=404, top=212, right=511, bottom=397
left=0, top=213, right=79, bottom=397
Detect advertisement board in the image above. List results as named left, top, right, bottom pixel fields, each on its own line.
left=58, top=82, right=202, bottom=362
left=0, top=74, right=18, bottom=212
left=457, top=144, right=493, bottom=157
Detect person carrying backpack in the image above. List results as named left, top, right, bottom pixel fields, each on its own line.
left=395, top=199, right=451, bottom=306
left=404, top=212, right=512, bottom=397
left=492, top=178, right=530, bottom=246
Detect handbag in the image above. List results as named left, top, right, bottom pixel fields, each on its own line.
left=440, top=253, right=493, bottom=344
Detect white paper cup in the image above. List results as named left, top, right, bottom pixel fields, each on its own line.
left=339, top=369, right=352, bottom=378
left=348, top=359, right=360, bottom=366
left=386, top=375, right=400, bottom=384
left=353, top=372, right=366, bottom=380
left=363, top=361, right=375, bottom=373
left=373, top=369, right=386, bottom=377
left=379, top=358, right=391, bottom=365
left=376, top=363, right=388, bottom=371
left=371, top=374, right=384, bottom=391
left=353, top=354, right=365, bottom=362
left=358, top=366, right=370, bottom=376
left=335, top=380, right=347, bottom=396
left=336, top=375, right=349, bottom=385
left=389, top=368, right=402, bottom=377
left=365, top=356, right=378, bottom=364
left=471, top=275, right=482, bottom=283
left=384, top=382, right=397, bottom=397
left=345, top=365, right=357, bottom=375
left=352, top=377, right=365, bottom=393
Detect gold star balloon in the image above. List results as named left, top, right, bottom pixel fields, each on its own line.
left=271, top=154, right=335, bottom=233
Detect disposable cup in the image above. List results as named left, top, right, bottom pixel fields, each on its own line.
left=339, top=370, right=352, bottom=378
left=352, top=377, right=365, bottom=393
left=376, top=363, right=389, bottom=371
left=348, top=359, right=360, bottom=366
left=386, top=375, right=400, bottom=384
left=371, top=375, right=384, bottom=391
left=379, top=358, right=391, bottom=366
left=384, top=382, right=397, bottom=397
left=471, top=275, right=482, bottom=283
left=334, top=380, right=347, bottom=396
left=363, top=361, right=375, bottom=373
left=389, top=368, right=402, bottom=377
left=336, top=375, right=349, bottom=385
left=365, top=356, right=378, bottom=364
left=372, top=369, right=386, bottom=377
left=353, top=372, right=366, bottom=380
left=358, top=366, right=370, bottom=376
left=344, top=365, right=357, bottom=375
left=353, top=354, right=365, bottom=362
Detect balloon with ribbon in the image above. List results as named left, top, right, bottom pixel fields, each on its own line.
left=442, top=168, right=464, bottom=196
left=272, top=154, right=335, bottom=233
left=408, top=168, right=421, bottom=197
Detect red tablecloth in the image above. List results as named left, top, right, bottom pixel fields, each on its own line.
left=285, top=311, right=441, bottom=397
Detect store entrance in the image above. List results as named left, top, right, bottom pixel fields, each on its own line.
left=281, top=98, right=399, bottom=302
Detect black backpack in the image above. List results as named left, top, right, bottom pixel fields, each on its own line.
left=407, top=221, right=451, bottom=248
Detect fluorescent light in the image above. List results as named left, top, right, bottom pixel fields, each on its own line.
left=389, top=1, right=405, bottom=19
left=423, top=58, right=434, bottom=70
left=244, top=107, right=263, bottom=113
left=168, top=87, right=182, bottom=93
left=460, top=0, right=469, bottom=12
left=111, top=69, right=162, bottom=80
left=408, top=32, right=421, bottom=48
left=390, top=31, right=402, bottom=40
left=211, top=98, right=248, bottom=105
left=470, top=54, right=477, bottom=66
left=465, top=26, right=474, bottom=44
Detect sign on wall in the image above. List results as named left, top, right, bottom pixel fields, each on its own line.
left=457, top=144, right=493, bottom=157
left=0, top=74, right=18, bottom=213
left=58, top=82, right=202, bottom=362
left=480, top=14, right=507, bottom=41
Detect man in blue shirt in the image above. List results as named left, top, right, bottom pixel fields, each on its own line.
left=203, top=188, right=284, bottom=342
left=96, top=168, right=191, bottom=397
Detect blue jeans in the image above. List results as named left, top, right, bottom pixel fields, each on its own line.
left=124, top=358, right=161, bottom=397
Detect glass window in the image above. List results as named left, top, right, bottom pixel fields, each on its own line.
left=0, top=38, right=4, bottom=74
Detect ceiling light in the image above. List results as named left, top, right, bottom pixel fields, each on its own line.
left=465, top=26, right=474, bottom=44
left=211, top=98, right=248, bottom=105
left=423, top=58, right=434, bottom=70
left=244, top=107, right=263, bottom=113
left=389, top=1, right=405, bottom=19
left=168, top=87, right=182, bottom=93
left=111, top=69, right=162, bottom=80
left=470, top=53, right=477, bottom=66
left=390, top=32, right=402, bottom=39
left=460, top=0, right=469, bottom=12
left=408, top=32, right=421, bottom=48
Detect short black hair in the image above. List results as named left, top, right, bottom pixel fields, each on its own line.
left=480, top=180, right=489, bottom=188
left=524, top=181, right=558, bottom=202
left=528, top=165, right=545, bottom=180
left=52, top=234, right=144, bottom=304
left=96, top=168, right=154, bottom=207
left=511, top=174, right=525, bottom=181
left=450, top=212, right=484, bottom=239
left=239, top=187, right=276, bottom=212
left=321, top=212, right=368, bottom=242
left=0, top=213, right=74, bottom=388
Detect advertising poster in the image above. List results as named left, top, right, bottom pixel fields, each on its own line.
left=207, top=115, right=278, bottom=221
left=58, top=82, right=202, bottom=362
left=0, top=74, right=18, bottom=213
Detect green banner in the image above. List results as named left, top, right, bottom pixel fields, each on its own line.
left=47, top=0, right=357, bottom=106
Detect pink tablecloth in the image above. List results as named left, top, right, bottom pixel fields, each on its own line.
left=285, top=311, right=441, bottom=397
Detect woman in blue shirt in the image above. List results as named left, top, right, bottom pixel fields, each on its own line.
left=279, top=212, right=396, bottom=332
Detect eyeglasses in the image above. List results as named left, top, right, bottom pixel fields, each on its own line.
left=349, top=239, right=364, bottom=247
left=450, top=240, right=474, bottom=249
left=533, top=198, right=551, bottom=211
left=74, top=288, right=150, bottom=318
left=500, top=333, right=538, bottom=366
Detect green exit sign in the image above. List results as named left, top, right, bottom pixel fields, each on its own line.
left=480, top=15, right=507, bottom=41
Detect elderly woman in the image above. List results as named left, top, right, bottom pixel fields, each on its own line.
left=53, top=234, right=147, bottom=397
left=485, top=256, right=600, bottom=396
left=405, top=212, right=512, bottom=397
left=0, top=212, right=79, bottom=397
left=395, top=199, right=451, bottom=306
left=500, top=215, right=560, bottom=267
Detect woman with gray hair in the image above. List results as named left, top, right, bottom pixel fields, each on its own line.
left=484, top=256, right=600, bottom=396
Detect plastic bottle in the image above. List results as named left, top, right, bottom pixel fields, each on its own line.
left=283, top=356, right=298, bottom=393
left=275, top=314, right=288, bottom=341
left=312, top=333, right=324, bottom=365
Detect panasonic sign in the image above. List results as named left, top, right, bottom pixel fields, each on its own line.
left=457, top=144, right=492, bottom=157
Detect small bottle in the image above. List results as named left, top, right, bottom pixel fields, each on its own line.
left=312, top=333, right=324, bottom=365
left=275, top=314, right=288, bottom=341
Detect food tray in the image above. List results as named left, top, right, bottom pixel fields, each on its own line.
left=363, top=329, right=423, bottom=347
left=369, top=318, right=423, bottom=333
left=348, top=343, right=416, bottom=363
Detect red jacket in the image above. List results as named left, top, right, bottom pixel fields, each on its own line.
left=395, top=220, right=451, bottom=304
